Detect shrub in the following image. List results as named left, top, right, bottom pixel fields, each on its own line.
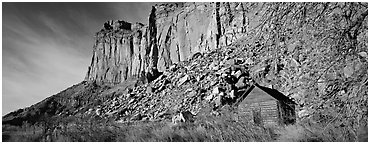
left=276, top=119, right=368, bottom=142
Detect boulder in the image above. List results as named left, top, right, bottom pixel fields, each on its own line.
left=214, top=95, right=222, bottom=107
left=146, top=86, right=154, bottom=93
left=225, top=59, right=235, bottom=66
left=235, top=77, right=246, bottom=89
left=188, top=91, right=197, bottom=97
left=171, top=113, right=185, bottom=124
left=244, top=58, right=254, bottom=65
left=343, top=65, right=354, bottom=78
left=358, top=52, right=367, bottom=58
left=181, top=111, right=195, bottom=123
left=212, top=87, right=220, bottom=95
left=177, top=75, right=189, bottom=86
left=209, top=62, right=219, bottom=71
left=229, top=90, right=235, bottom=99
left=169, top=64, right=177, bottom=72
left=205, top=94, right=214, bottom=101
left=130, top=113, right=142, bottom=121
left=95, top=108, right=102, bottom=116
left=171, top=111, right=195, bottom=124
left=232, top=70, right=243, bottom=79
left=196, top=75, right=204, bottom=82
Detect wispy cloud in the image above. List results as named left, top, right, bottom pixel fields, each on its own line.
left=2, top=13, right=90, bottom=115
left=2, top=2, right=153, bottom=115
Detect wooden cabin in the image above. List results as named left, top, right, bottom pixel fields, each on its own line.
left=236, top=84, right=296, bottom=125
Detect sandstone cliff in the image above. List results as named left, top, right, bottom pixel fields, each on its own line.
left=82, top=1, right=368, bottom=127
left=85, top=2, right=263, bottom=84
left=84, top=20, right=148, bottom=84
left=3, top=3, right=367, bottom=141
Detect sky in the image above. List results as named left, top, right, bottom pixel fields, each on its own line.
left=2, top=2, right=155, bottom=115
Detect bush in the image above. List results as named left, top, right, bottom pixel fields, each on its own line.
left=276, top=119, right=368, bottom=142
left=3, top=112, right=279, bottom=142
left=4, top=104, right=366, bottom=142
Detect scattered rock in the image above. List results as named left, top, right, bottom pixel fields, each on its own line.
left=142, top=117, right=149, bottom=121
left=209, top=62, right=220, bottom=71
left=235, top=77, right=246, bottom=89
left=196, top=75, right=204, bottom=82
left=210, top=80, right=218, bottom=86
left=128, top=99, right=135, bottom=104
left=229, top=90, right=235, bottom=99
left=358, top=52, right=367, bottom=58
left=146, top=86, right=154, bottom=93
left=225, top=59, right=235, bottom=66
left=343, top=65, right=354, bottom=78
left=169, top=64, right=177, bottom=71
left=95, top=108, right=102, bottom=116
left=172, top=113, right=185, bottom=124
left=188, top=91, right=197, bottom=97
left=244, top=58, right=254, bottom=65
left=232, top=70, right=243, bottom=79
left=130, top=113, right=142, bottom=121
left=181, top=111, right=195, bottom=123
left=298, top=109, right=309, bottom=118
left=214, top=95, right=222, bottom=107
left=171, top=111, right=195, bottom=124
left=205, top=94, right=214, bottom=101
left=177, top=75, right=189, bottom=86
left=212, top=87, right=220, bottom=95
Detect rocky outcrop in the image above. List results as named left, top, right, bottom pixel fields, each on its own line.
left=84, top=20, right=149, bottom=84
left=85, top=2, right=263, bottom=84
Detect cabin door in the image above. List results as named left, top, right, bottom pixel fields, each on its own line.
left=252, top=108, right=262, bottom=125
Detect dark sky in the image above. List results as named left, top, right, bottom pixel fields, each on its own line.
left=2, top=2, right=154, bottom=115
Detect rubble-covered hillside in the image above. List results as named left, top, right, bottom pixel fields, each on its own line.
left=3, top=2, right=368, bottom=142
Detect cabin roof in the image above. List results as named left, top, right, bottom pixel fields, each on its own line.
left=235, top=83, right=295, bottom=106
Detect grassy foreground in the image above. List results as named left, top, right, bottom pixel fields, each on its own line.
left=2, top=113, right=367, bottom=142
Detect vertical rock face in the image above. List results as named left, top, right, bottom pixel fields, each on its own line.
left=152, top=2, right=261, bottom=71
left=85, top=2, right=262, bottom=84
left=85, top=20, right=149, bottom=84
